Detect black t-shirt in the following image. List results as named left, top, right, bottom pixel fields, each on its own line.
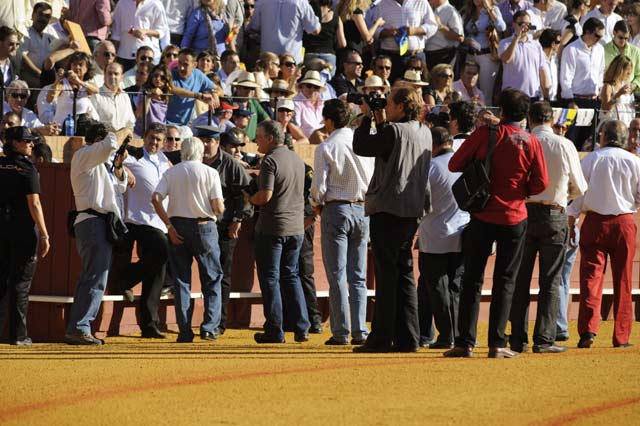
left=343, top=8, right=365, bottom=53
left=303, top=13, right=340, bottom=54
left=0, top=153, right=40, bottom=230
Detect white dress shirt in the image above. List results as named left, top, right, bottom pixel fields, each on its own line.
left=37, top=83, right=56, bottom=124
left=160, top=0, right=199, bottom=35
left=52, top=79, right=99, bottom=125
left=154, top=160, right=223, bottom=220
left=580, top=7, right=623, bottom=45
left=370, top=0, right=438, bottom=52
left=123, top=148, right=171, bottom=231
left=21, top=25, right=62, bottom=69
left=528, top=125, right=587, bottom=207
left=111, top=0, right=168, bottom=62
left=309, top=127, right=374, bottom=206
left=418, top=150, right=469, bottom=253
left=71, top=133, right=129, bottom=223
left=567, top=146, right=640, bottom=217
left=559, top=37, right=605, bottom=99
left=544, top=53, right=558, bottom=101
left=91, top=85, right=137, bottom=131
left=425, top=1, right=463, bottom=51
left=525, top=1, right=567, bottom=32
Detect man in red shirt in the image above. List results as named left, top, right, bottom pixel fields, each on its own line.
left=445, top=88, right=549, bottom=359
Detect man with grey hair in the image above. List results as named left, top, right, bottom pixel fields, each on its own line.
left=567, top=120, right=640, bottom=349
left=247, top=120, right=309, bottom=344
left=152, top=136, right=225, bottom=343
left=90, top=40, right=117, bottom=88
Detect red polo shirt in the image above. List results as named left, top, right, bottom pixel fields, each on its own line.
left=449, top=123, right=549, bottom=225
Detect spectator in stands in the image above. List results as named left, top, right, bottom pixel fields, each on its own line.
left=152, top=136, right=225, bottom=343
left=217, top=50, right=241, bottom=95
left=598, top=55, right=636, bottom=127
left=125, top=61, right=153, bottom=111
left=161, top=45, right=180, bottom=67
left=278, top=53, right=302, bottom=95
left=219, top=128, right=247, bottom=164
left=197, top=50, right=218, bottom=81
left=231, top=105, right=252, bottom=134
left=539, top=29, right=562, bottom=102
left=166, top=48, right=216, bottom=126
left=111, top=0, right=169, bottom=68
left=604, top=20, right=640, bottom=91
left=164, top=124, right=182, bottom=152
left=122, top=46, right=156, bottom=89
left=526, top=0, right=567, bottom=33
left=303, top=0, right=346, bottom=78
left=368, top=0, right=438, bottom=84
left=371, top=55, right=393, bottom=87
left=448, top=100, right=477, bottom=150
left=426, top=0, right=464, bottom=70
left=352, top=87, right=432, bottom=353
left=0, top=26, right=20, bottom=87
left=0, top=126, right=50, bottom=347
left=509, top=101, right=587, bottom=355
left=499, top=10, right=550, bottom=101
left=559, top=0, right=590, bottom=48
left=309, top=99, right=374, bottom=346
left=5, top=80, right=59, bottom=136
left=336, top=0, right=385, bottom=66
left=498, top=0, right=528, bottom=34
left=91, top=62, right=136, bottom=132
left=192, top=98, right=237, bottom=132
left=417, top=127, right=468, bottom=350
left=568, top=120, right=639, bottom=349
left=134, top=63, right=172, bottom=135
left=445, top=88, right=548, bottom=359
left=112, top=123, right=170, bottom=339
left=627, top=118, right=640, bottom=153
left=453, top=61, right=485, bottom=105
left=330, top=50, right=364, bottom=98
left=275, top=98, right=309, bottom=144
left=182, top=0, right=230, bottom=56
left=231, top=71, right=270, bottom=139
left=195, top=125, right=253, bottom=335
left=32, top=139, right=53, bottom=163
left=90, top=40, right=117, bottom=88
left=294, top=71, right=326, bottom=138
left=65, top=124, right=131, bottom=345
left=424, top=64, right=454, bottom=107
left=461, top=0, right=506, bottom=106
left=0, top=111, right=20, bottom=152
left=20, top=3, right=61, bottom=105
left=580, top=0, right=622, bottom=45
left=248, top=120, right=310, bottom=344
left=160, top=0, right=200, bottom=46
left=67, top=0, right=112, bottom=52
left=248, top=0, right=320, bottom=65
left=627, top=3, right=640, bottom=48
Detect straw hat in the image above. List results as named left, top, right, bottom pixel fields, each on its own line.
left=298, top=70, right=325, bottom=88
left=276, top=98, right=295, bottom=111
left=264, top=79, right=294, bottom=97
left=402, top=69, right=429, bottom=86
left=358, top=75, right=390, bottom=93
left=232, top=71, right=261, bottom=88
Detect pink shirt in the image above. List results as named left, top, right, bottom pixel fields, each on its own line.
left=452, top=79, right=486, bottom=105
left=69, top=0, right=112, bottom=40
left=293, top=93, right=324, bottom=138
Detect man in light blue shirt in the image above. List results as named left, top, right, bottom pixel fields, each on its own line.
left=247, top=0, right=321, bottom=64
left=166, top=48, right=215, bottom=125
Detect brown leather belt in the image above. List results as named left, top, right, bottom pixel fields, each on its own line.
left=574, top=94, right=597, bottom=100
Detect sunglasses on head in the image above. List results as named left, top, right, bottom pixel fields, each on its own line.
left=11, top=93, right=28, bottom=99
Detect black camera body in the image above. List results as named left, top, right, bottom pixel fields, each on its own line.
left=346, top=92, right=387, bottom=110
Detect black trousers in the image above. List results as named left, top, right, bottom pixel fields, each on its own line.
left=417, top=254, right=435, bottom=344
left=111, top=224, right=168, bottom=331
left=510, top=204, right=567, bottom=346
left=419, top=252, right=464, bottom=345
left=455, top=217, right=527, bottom=348
left=366, top=212, right=420, bottom=350
left=218, top=222, right=239, bottom=332
left=0, top=230, right=38, bottom=341
left=283, top=223, right=322, bottom=330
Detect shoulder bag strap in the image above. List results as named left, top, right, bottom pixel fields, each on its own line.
left=484, top=124, right=497, bottom=178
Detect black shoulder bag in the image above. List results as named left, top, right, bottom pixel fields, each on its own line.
left=452, top=124, right=497, bottom=213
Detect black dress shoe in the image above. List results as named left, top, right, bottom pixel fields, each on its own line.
left=176, top=333, right=194, bottom=343
left=488, top=347, right=519, bottom=358
left=532, top=344, right=567, bottom=353
left=352, top=344, right=392, bottom=353
left=11, top=337, right=33, bottom=346
left=350, top=337, right=367, bottom=345
left=443, top=346, right=473, bottom=358
left=578, top=333, right=595, bottom=348
left=254, top=332, right=285, bottom=344
left=429, top=341, right=454, bottom=350
left=309, top=324, right=323, bottom=334
left=294, top=333, right=309, bottom=343
left=141, top=328, right=166, bottom=339
left=614, top=342, right=633, bottom=348
left=391, top=345, right=420, bottom=353
left=510, top=343, right=529, bottom=353
left=325, top=337, right=349, bottom=345
left=215, top=327, right=226, bottom=336
left=200, top=330, right=218, bottom=341
left=419, top=338, right=435, bottom=348
left=555, top=334, right=569, bottom=342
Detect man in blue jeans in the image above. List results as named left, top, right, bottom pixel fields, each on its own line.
left=309, top=99, right=374, bottom=346
left=247, top=120, right=310, bottom=344
left=152, top=135, right=225, bottom=343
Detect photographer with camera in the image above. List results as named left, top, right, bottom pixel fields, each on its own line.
left=499, top=11, right=550, bottom=101
left=351, top=86, right=432, bottom=353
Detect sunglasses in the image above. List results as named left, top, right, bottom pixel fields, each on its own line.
left=16, top=139, right=35, bottom=144
left=593, top=32, right=604, bottom=40
left=282, top=61, right=296, bottom=67
left=10, top=93, right=28, bottom=99
left=377, top=65, right=391, bottom=70
left=515, top=21, right=530, bottom=26
left=439, top=73, right=453, bottom=78
left=166, top=137, right=181, bottom=141
left=140, top=56, right=154, bottom=62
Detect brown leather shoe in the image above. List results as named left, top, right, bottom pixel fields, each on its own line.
left=443, top=346, right=473, bottom=358
left=488, top=347, right=519, bottom=358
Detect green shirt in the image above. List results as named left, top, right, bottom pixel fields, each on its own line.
left=604, top=42, right=640, bottom=92
left=245, top=98, right=271, bottom=140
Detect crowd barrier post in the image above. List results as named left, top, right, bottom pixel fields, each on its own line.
left=142, top=90, right=147, bottom=135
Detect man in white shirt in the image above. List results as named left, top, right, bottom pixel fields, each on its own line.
left=425, top=0, right=464, bottom=70
left=567, top=120, right=639, bottom=349
left=122, top=46, right=155, bottom=88
left=91, top=62, right=136, bottom=131
left=152, top=136, right=225, bottom=343
left=112, top=123, right=171, bottom=339
left=417, top=127, right=469, bottom=349
left=159, top=0, right=199, bottom=45
left=90, top=40, right=118, bottom=88
left=526, top=0, right=567, bottom=32
left=580, top=0, right=622, bottom=45
left=66, top=124, right=131, bottom=345
left=509, top=102, right=587, bottom=354
left=309, top=99, right=374, bottom=346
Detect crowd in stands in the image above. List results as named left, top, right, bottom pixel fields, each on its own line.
left=0, top=0, right=639, bottom=354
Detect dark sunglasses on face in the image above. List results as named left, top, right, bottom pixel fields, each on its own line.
left=439, top=73, right=453, bottom=78
left=377, top=65, right=391, bottom=70
left=282, top=61, right=296, bottom=67
left=11, top=93, right=28, bottom=99
left=151, top=73, right=166, bottom=80
left=167, top=137, right=181, bottom=141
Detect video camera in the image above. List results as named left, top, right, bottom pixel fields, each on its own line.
left=346, top=92, right=387, bottom=111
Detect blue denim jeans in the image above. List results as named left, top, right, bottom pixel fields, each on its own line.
left=254, top=233, right=309, bottom=340
left=557, top=227, right=579, bottom=339
left=168, top=218, right=223, bottom=337
left=67, top=217, right=112, bottom=335
left=320, top=202, right=369, bottom=342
